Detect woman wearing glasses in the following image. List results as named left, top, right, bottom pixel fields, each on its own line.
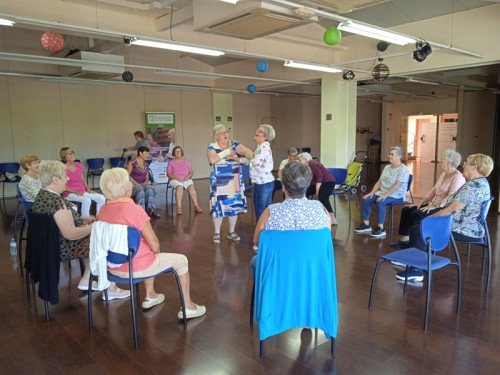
left=354, top=146, right=409, bottom=238
left=207, top=124, right=253, bottom=244
left=400, top=153, right=493, bottom=282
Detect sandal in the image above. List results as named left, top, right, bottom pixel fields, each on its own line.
left=227, top=232, right=240, bottom=241
left=213, top=233, right=221, bottom=244
left=176, top=208, right=183, bottom=215
left=150, top=210, right=160, bottom=218
left=195, top=206, right=203, bottom=213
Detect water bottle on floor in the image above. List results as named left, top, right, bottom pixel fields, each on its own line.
left=10, top=237, right=17, bottom=256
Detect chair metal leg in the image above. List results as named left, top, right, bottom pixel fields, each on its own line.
left=368, top=259, right=384, bottom=309
left=88, top=273, right=94, bottom=332
left=389, top=205, right=394, bottom=236
left=250, top=283, right=255, bottom=325
left=424, top=270, right=432, bottom=330
left=331, top=338, right=335, bottom=354
left=45, top=301, right=50, bottom=321
left=79, top=258, right=85, bottom=276
left=129, top=273, right=139, bottom=350
left=26, top=271, right=31, bottom=304
left=485, top=227, right=492, bottom=294
left=403, top=267, right=409, bottom=294
left=18, top=218, right=26, bottom=277
left=172, top=270, right=187, bottom=326
left=260, top=340, right=264, bottom=358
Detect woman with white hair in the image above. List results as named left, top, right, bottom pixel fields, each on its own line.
left=32, top=160, right=129, bottom=299
left=207, top=124, right=254, bottom=244
left=354, top=146, right=409, bottom=238
left=391, top=149, right=465, bottom=247
left=97, top=167, right=206, bottom=318
left=250, top=124, right=276, bottom=221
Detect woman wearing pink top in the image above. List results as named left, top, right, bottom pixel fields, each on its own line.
left=60, top=147, right=106, bottom=216
left=391, top=149, right=466, bottom=247
left=98, top=167, right=206, bottom=318
left=166, top=146, right=202, bottom=215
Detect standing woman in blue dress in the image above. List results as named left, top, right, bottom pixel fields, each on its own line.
left=207, top=124, right=253, bottom=244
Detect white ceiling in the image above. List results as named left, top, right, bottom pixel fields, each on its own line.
left=1, top=0, right=499, bottom=100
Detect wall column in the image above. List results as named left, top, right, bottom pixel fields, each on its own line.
left=320, top=74, right=357, bottom=168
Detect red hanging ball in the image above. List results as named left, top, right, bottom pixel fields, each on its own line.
left=41, top=30, right=64, bottom=52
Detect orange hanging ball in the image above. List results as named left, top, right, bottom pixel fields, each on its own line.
left=41, top=30, right=64, bottom=52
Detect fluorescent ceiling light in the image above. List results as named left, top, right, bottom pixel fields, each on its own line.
left=131, top=39, right=225, bottom=57
left=406, top=78, right=439, bottom=85
left=220, top=0, right=239, bottom=3
left=338, top=20, right=415, bottom=46
left=284, top=61, right=341, bottom=74
left=0, top=18, right=15, bottom=26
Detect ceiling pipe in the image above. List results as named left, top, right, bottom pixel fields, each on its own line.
left=267, top=0, right=483, bottom=58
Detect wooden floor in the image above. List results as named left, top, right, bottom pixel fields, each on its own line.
left=1, top=161, right=499, bottom=375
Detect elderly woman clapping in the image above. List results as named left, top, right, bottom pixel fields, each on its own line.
left=97, top=168, right=206, bottom=318
left=354, top=146, right=409, bottom=238
left=32, top=160, right=129, bottom=298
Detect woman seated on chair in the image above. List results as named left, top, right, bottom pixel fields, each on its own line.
left=166, top=146, right=202, bottom=215
left=400, top=153, right=494, bottom=282
left=250, top=161, right=331, bottom=276
left=391, top=149, right=466, bottom=247
left=354, top=146, right=409, bottom=238
left=98, top=168, right=206, bottom=318
left=19, top=154, right=42, bottom=202
left=297, top=152, right=338, bottom=225
left=33, top=160, right=129, bottom=298
left=60, top=147, right=106, bottom=216
left=126, top=146, right=160, bottom=218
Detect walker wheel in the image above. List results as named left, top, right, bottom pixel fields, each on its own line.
left=360, top=185, right=367, bottom=193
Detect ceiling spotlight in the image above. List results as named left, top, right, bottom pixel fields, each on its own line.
left=413, top=40, right=432, bottom=62
left=342, top=70, right=355, bottom=80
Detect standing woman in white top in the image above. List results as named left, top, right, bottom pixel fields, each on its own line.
left=250, top=124, right=275, bottom=221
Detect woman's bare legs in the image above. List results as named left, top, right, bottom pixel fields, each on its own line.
left=186, top=185, right=200, bottom=208
left=175, top=186, right=184, bottom=210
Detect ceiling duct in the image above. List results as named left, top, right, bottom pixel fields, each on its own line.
left=60, top=51, right=124, bottom=79
left=194, top=0, right=318, bottom=40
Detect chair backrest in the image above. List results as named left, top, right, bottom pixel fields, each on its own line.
left=302, top=147, right=311, bottom=153
left=254, top=228, right=337, bottom=341
left=106, top=227, right=141, bottom=265
left=87, top=158, right=105, bottom=169
left=420, top=214, right=453, bottom=251
left=0, top=162, right=20, bottom=175
left=479, top=197, right=494, bottom=225
left=326, top=168, right=347, bottom=185
left=16, top=185, right=34, bottom=222
left=110, top=157, right=126, bottom=168
left=407, top=174, right=413, bottom=191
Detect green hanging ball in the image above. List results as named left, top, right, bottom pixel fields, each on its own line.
left=323, top=27, right=342, bottom=46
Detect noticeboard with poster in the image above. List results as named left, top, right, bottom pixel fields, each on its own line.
left=145, top=112, right=175, bottom=184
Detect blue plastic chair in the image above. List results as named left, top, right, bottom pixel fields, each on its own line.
left=369, top=214, right=461, bottom=330
left=388, top=174, right=415, bottom=236
left=109, top=157, right=126, bottom=168
left=0, top=162, right=21, bottom=205
left=88, top=226, right=187, bottom=350
left=326, top=168, right=350, bottom=218
left=454, top=197, right=494, bottom=294
left=86, top=158, right=105, bottom=189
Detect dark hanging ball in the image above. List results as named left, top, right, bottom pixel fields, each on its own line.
left=122, top=71, right=134, bottom=82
